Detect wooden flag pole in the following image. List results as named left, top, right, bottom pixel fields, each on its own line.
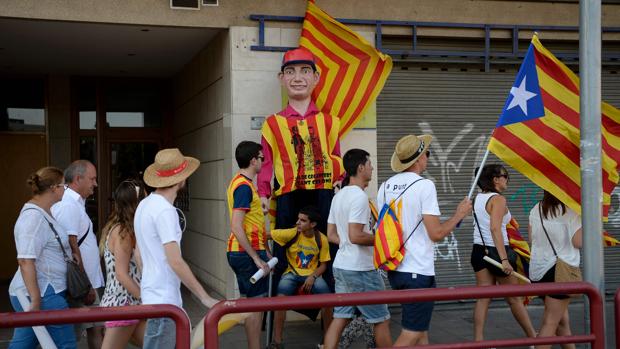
left=483, top=256, right=531, bottom=283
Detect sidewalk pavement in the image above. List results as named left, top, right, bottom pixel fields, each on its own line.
left=206, top=292, right=616, bottom=349
left=0, top=284, right=615, bottom=348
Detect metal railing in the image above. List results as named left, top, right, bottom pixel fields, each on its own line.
left=0, top=304, right=191, bottom=348
left=250, top=14, right=620, bottom=71
left=205, top=282, right=604, bottom=349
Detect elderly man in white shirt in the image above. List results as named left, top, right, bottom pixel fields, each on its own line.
left=52, top=160, right=104, bottom=349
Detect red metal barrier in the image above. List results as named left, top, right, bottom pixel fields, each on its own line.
left=0, top=304, right=191, bottom=348
left=615, top=288, right=620, bottom=349
left=205, top=282, right=603, bottom=349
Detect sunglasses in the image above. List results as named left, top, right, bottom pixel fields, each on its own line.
left=498, top=173, right=509, bottom=179
left=425, top=150, right=431, bottom=158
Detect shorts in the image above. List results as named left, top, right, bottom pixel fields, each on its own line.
left=227, top=250, right=269, bottom=297
left=277, top=272, right=331, bottom=296
left=144, top=317, right=176, bottom=349
left=387, top=271, right=435, bottom=332
left=470, top=244, right=517, bottom=277
left=332, top=268, right=390, bottom=324
left=105, top=319, right=140, bottom=328
left=533, top=265, right=570, bottom=300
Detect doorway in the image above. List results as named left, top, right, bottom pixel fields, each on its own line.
left=72, top=78, right=170, bottom=231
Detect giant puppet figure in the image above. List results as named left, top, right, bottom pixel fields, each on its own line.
left=259, top=47, right=344, bottom=236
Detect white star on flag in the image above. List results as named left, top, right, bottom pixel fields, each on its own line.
left=507, top=76, right=537, bottom=115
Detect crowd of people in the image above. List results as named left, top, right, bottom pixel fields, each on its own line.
left=8, top=46, right=583, bottom=349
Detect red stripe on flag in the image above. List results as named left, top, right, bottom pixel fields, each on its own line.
left=492, top=127, right=582, bottom=203
left=342, top=60, right=387, bottom=132
left=300, top=27, right=349, bottom=112
left=534, top=49, right=579, bottom=95
left=539, top=90, right=619, bottom=193
left=304, top=14, right=370, bottom=113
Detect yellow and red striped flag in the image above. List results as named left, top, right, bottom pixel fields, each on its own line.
left=506, top=218, right=530, bottom=279
left=488, top=35, right=620, bottom=219
left=604, top=231, right=620, bottom=247
left=299, top=1, right=392, bottom=137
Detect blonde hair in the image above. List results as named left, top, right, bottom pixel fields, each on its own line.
left=26, top=167, right=64, bottom=195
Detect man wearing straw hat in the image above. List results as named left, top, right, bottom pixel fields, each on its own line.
left=136, top=148, right=219, bottom=349
left=377, top=135, right=471, bottom=347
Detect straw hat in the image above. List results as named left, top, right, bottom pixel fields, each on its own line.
left=390, top=134, right=433, bottom=173
left=143, top=148, right=200, bottom=188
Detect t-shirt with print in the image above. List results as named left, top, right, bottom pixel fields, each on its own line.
left=377, top=172, right=441, bottom=276
left=135, top=193, right=184, bottom=307
left=272, top=228, right=330, bottom=276
left=328, top=185, right=374, bottom=271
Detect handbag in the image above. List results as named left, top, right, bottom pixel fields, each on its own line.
left=538, top=204, right=582, bottom=283
left=35, top=211, right=92, bottom=300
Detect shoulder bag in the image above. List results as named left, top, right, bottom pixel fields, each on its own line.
left=25, top=208, right=92, bottom=299
left=538, top=204, right=582, bottom=283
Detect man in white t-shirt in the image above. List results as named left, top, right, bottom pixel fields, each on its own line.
left=52, top=159, right=104, bottom=349
left=377, top=134, right=471, bottom=347
left=136, top=148, right=219, bottom=349
left=323, top=149, right=392, bottom=349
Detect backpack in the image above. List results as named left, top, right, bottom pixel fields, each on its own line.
left=373, top=178, right=424, bottom=271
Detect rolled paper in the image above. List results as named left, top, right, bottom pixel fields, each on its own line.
left=15, top=289, right=58, bottom=349
left=249, top=257, right=278, bottom=284
left=483, top=256, right=531, bottom=283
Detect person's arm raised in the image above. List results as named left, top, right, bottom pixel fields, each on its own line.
left=423, top=196, right=472, bottom=242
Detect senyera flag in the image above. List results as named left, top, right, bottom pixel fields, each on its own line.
left=488, top=34, right=620, bottom=220
left=507, top=218, right=530, bottom=280
left=299, top=1, right=392, bottom=137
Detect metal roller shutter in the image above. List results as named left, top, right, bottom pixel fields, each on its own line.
left=377, top=66, right=620, bottom=292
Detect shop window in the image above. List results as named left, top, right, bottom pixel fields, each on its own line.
left=0, top=78, right=45, bottom=132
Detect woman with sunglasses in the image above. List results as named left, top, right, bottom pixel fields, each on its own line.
left=8, top=167, right=77, bottom=348
left=470, top=164, right=536, bottom=342
left=99, top=180, right=146, bottom=349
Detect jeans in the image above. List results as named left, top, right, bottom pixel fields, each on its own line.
left=9, top=285, right=77, bottom=349
left=277, top=272, right=331, bottom=295
left=144, top=317, right=176, bottom=349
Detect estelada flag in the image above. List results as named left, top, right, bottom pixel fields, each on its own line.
left=488, top=35, right=620, bottom=219
left=299, top=1, right=392, bottom=137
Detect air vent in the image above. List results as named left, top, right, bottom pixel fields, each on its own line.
left=170, top=0, right=199, bottom=10
left=202, top=0, right=218, bottom=6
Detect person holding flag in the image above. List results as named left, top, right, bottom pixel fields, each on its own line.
left=470, top=164, right=536, bottom=342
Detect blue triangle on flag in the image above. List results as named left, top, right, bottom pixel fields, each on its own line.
left=496, top=43, right=545, bottom=127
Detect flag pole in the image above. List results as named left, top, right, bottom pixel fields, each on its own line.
left=467, top=148, right=491, bottom=199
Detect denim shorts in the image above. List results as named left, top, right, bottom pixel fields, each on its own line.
left=227, top=250, right=269, bottom=297
left=387, top=271, right=436, bottom=332
left=144, top=317, right=176, bottom=349
left=277, top=272, right=331, bottom=296
left=332, top=268, right=390, bottom=324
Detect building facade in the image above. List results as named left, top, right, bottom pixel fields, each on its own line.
left=1, top=0, right=620, bottom=297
